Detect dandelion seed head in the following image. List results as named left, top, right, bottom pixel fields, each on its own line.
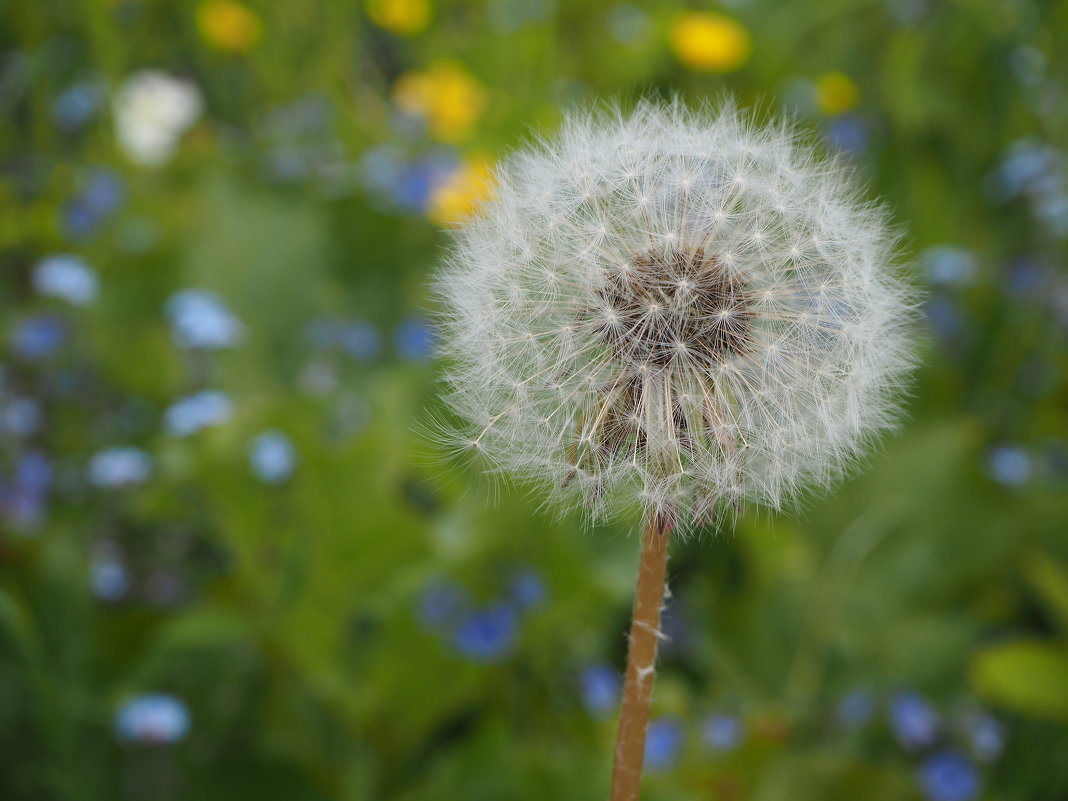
left=434, top=100, right=918, bottom=530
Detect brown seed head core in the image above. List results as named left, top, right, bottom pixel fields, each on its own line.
left=597, top=249, right=755, bottom=369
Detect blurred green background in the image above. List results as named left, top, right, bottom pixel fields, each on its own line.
left=2, top=0, right=1068, bottom=799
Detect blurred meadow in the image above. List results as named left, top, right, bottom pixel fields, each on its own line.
left=2, top=0, right=1068, bottom=799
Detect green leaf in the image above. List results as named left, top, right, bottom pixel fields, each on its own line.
left=971, top=640, right=1068, bottom=721
left=1024, top=552, right=1068, bottom=633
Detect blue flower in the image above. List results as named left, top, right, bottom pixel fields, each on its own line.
left=644, top=717, right=683, bottom=773
left=700, top=714, right=744, bottom=752
left=338, top=321, right=380, bottom=360
left=164, top=391, right=234, bottom=437
left=453, top=604, right=517, bottom=662
left=416, top=580, right=469, bottom=631
left=509, top=567, right=546, bottom=611
left=87, top=447, right=152, bottom=488
left=60, top=169, right=125, bottom=240
left=579, top=663, right=620, bottom=717
left=826, top=114, right=868, bottom=155
left=395, top=317, right=434, bottom=362
left=91, top=550, right=130, bottom=601
left=986, top=445, right=1031, bottom=488
left=918, top=750, right=980, bottom=801
left=53, top=82, right=102, bottom=131
left=15, top=450, right=53, bottom=495
left=0, top=397, right=43, bottom=437
left=115, top=694, right=190, bottom=745
left=837, top=689, right=874, bottom=728
left=33, top=255, right=99, bottom=306
left=889, top=691, right=938, bottom=749
left=925, top=295, right=962, bottom=341
left=923, top=246, right=976, bottom=287
left=10, top=315, right=65, bottom=360
left=964, top=712, right=1004, bottom=762
left=165, top=289, right=244, bottom=350
left=249, top=430, right=296, bottom=483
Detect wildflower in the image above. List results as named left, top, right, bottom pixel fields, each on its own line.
left=337, top=321, right=380, bottom=360
left=113, top=70, right=203, bottom=166
left=61, top=167, right=125, bottom=240
left=427, top=157, right=493, bottom=225
left=115, top=694, right=190, bottom=745
left=249, top=430, right=296, bottom=484
left=395, top=317, right=435, bottom=362
left=416, top=580, right=469, bottom=631
left=33, top=255, right=98, bottom=306
left=643, top=718, right=683, bottom=772
left=825, top=114, right=868, bottom=155
left=889, top=691, right=938, bottom=749
left=164, top=390, right=234, bottom=437
left=669, top=13, right=750, bottom=72
left=923, top=246, right=976, bottom=287
left=837, top=688, right=874, bottom=728
left=0, top=397, right=42, bottom=437
left=579, top=663, right=621, bottom=717
left=393, top=62, right=486, bottom=142
left=10, top=316, right=65, bottom=361
left=91, top=546, right=130, bottom=601
left=700, top=714, right=743, bottom=751
left=165, top=289, right=244, bottom=350
left=196, top=0, right=262, bottom=52
left=452, top=603, right=517, bottom=661
left=508, top=567, right=546, bottom=610
left=963, top=711, right=1004, bottom=762
left=53, top=82, right=102, bottom=131
left=87, top=447, right=152, bottom=488
left=986, top=444, right=1031, bottom=487
left=0, top=451, right=52, bottom=531
left=434, top=100, right=917, bottom=527
left=366, top=0, right=431, bottom=35
left=918, top=750, right=980, bottom=801
left=815, top=72, right=859, bottom=114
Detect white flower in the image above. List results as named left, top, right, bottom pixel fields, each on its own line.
left=113, top=70, right=203, bottom=166
left=434, top=100, right=918, bottom=528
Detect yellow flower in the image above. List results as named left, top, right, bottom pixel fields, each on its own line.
left=196, top=0, right=262, bottom=52
left=366, top=0, right=430, bottom=35
left=669, top=12, right=750, bottom=72
left=815, top=72, right=859, bottom=114
left=428, top=158, right=494, bottom=225
left=393, top=62, right=487, bottom=143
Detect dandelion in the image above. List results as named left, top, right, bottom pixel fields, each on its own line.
left=366, top=0, right=431, bottom=35
left=392, top=62, right=486, bottom=142
left=669, top=13, right=751, bottom=73
left=196, top=0, right=263, bottom=52
left=815, top=71, right=860, bottom=115
left=432, top=100, right=917, bottom=800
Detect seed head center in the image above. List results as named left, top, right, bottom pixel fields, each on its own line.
left=597, top=249, right=755, bottom=367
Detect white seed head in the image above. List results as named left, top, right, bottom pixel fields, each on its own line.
left=433, top=100, right=919, bottom=530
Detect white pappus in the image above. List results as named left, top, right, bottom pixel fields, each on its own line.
left=433, top=99, right=918, bottom=530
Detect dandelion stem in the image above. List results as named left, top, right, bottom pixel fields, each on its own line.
left=609, top=514, right=672, bottom=801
